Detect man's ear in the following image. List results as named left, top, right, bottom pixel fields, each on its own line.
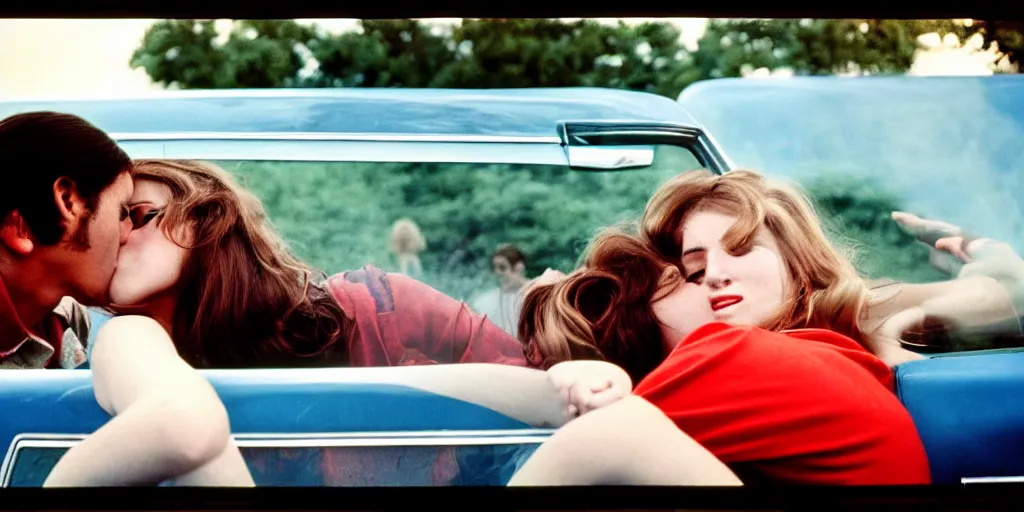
left=514, top=261, right=526, bottom=274
left=53, top=177, right=85, bottom=227
left=0, top=211, right=35, bottom=256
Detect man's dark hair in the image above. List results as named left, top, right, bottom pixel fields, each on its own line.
left=0, top=111, right=131, bottom=246
left=493, top=243, right=526, bottom=267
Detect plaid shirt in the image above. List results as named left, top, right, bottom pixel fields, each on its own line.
left=0, top=276, right=90, bottom=370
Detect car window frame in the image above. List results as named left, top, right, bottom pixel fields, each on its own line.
left=1, top=429, right=555, bottom=487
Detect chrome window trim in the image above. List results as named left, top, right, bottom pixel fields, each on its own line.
left=2, top=429, right=554, bottom=487
left=110, top=129, right=717, bottom=169
left=696, top=134, right=733, bottom=174
left=556, top=121, right=727, bottom=174
left=111, top=132, right=563, bottom=144
left=962, top=476, right=1024, bottom=484
left=698, top=127, right=737, bottom=171
left=235, top=434, right=550, bottom=449
left=230, top=429, right=557, bottom=440
left=117, top=140, right=569, bottom=165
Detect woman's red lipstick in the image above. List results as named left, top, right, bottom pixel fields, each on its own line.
left=710, top=295, right=743, bottom=312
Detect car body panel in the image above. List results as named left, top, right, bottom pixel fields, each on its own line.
left=0, top=368, right=551, bottom=487
left=896, top=349, right=1024, bottom=484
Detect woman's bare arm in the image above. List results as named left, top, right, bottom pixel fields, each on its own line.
left=508, top=396, right=742, bottom=486
left=874, top=212, right=1024, bottom=335
left=43, top=315, right=254, bottom=487
left=385, top=360, right=630, bottom=428
left=171, top=439, right=254, bottom=487
left=867, top=276, right=1016, bottom=328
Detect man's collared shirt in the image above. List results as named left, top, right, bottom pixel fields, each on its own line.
left=0, top=276, right=90, bottom=369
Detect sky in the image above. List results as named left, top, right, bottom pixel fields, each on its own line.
left=0, top=18, right=1008, bottom=98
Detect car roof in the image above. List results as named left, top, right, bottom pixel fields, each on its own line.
left=0, top=87, right=702, bottom=138
left=678, top=74, right=1024, bottom=101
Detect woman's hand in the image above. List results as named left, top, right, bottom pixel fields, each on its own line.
left=892, top=211, right=1024, bottom=319
left=891, top=211, right=972, bottom=274
left=546, top=360, right=632, bottom=418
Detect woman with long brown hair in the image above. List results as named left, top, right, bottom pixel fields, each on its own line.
left=107, top=159, right=530, bottom=370
left=511, top=169, right=1024, bottom=485
left=90, top=159, right=541, bottom=486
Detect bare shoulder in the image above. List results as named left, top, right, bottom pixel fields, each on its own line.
left=93, top=316, right=175, bottom=357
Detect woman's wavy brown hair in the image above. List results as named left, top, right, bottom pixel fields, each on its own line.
left=121, top=160, right=353, bottom=368
left=519, top=226, right=678, bottom=383
left=520, top=169, right=870, bottom=382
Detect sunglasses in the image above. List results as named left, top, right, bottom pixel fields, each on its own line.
left=125, top=205, right=165, bottom=230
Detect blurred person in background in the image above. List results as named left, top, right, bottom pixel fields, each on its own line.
left=471, top=244, right=531, bottom=337
left=388, top=217, right=426, bottom=277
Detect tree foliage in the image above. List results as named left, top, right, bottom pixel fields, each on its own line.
left=130, top=18, right=1005, bottom=97
left=692, top=19, right=975, bottom=78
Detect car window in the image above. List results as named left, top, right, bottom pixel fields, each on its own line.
left=242, top=443, right=540, bottom=486
left=3, top=436, right=545, bottom=487
left=3, top=445, right=65, bottom=487
left=680, top=78, right=1024, bottom=352
left=209, top=144, right=702, bottom=305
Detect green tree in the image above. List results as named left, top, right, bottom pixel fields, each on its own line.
left=131, top=19, right=316, bottom=89
left=692, top=19, right=966, bottom=78
left=432, top=19, right=695, bottom=97
left=131, top=18, right=695, bottom=96
left=304, top=19, right=454, bottom=87
left=132, top=18, right=1003, bottom=98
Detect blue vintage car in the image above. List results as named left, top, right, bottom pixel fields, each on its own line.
left=0, top=84, right=1022, bottom=487
left=0, top=88, right=728, bottom=488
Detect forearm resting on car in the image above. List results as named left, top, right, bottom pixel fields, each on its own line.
left=392, top=363, right=575, bottom=427
left=391, top=360, right=631, bottom=428
left=508, top=396, right=742, bottom=486
left=44, top=316, right=253, bottom=487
